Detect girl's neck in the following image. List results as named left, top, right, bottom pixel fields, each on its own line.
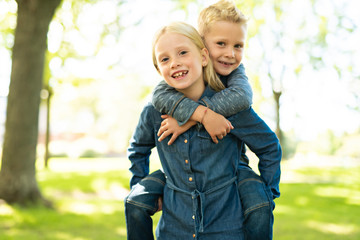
left=177, top=79, right=205, bottom=102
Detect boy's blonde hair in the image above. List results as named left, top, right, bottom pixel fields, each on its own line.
left=198, top=0, right=247, bottom=36
left=152, top=22, right=225, bottom=92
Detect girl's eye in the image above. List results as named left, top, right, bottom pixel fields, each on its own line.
left=217, top=42, right=225, bottom=47
left=161, top=57, right=169, bottom=62
left=235, top=44, right=244, bottom=49
left=179, top=50, right=188, bottom=55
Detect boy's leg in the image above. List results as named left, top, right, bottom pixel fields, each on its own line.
left=124, top=169, right=166, bottom=240
left=237, top=168, right=275, bottom=240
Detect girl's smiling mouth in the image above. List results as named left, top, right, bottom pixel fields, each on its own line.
left=172, top=70, right=188, bottom=79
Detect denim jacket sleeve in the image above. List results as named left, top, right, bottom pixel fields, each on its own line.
left=229, top=107, right=282, bottom=199
left=151, top=80, right=199, bottom=126
left=127, top=103, right=156, bottom=188
left=202, top=64, right=253, bottom=116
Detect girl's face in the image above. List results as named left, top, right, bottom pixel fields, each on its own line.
left=155, top=32, right=208, bottom=98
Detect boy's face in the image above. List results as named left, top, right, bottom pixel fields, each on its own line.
left=203, top=21, right=246, bottom=76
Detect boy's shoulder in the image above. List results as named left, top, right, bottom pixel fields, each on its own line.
left=228, top=63, right=245, bottom=78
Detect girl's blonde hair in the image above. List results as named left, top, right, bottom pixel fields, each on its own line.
left=198, top=0, right=247, bottom=36
left=152, top=21, right=225, bottom=92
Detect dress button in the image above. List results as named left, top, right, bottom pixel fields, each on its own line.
left=189, top=177, right=193, bottom=182
left=184, top=139, right=188, bottom=143
left=193, top=234, right=196, bottom=238
left=192, top=215, right=195, bottom=219
left=185, top=159, right=189, bottom=164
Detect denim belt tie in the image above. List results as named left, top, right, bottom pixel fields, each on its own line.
left=167, top=176, right=237, bottom=233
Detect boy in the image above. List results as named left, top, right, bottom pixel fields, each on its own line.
left=124, top=1, right=280, bottom=239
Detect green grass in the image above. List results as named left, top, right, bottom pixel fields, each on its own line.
left=0, top=158, right=359, bottom=239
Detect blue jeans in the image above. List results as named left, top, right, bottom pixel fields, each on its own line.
left=237, top=168, right=275, bottom=240
left=124, top=168, right=274, bottom=240
left=124, top=170, right=166, bottom=240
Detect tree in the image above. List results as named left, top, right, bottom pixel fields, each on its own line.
left=0, top=0, right=62, bottom=206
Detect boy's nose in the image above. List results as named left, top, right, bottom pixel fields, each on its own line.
left=225, top=48, right=235, bottom=58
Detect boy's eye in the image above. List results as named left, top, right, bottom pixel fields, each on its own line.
left=235, top=44, right=244, bottom=49
left=179, top=50, right=188, bottom=55
left=217, top=42, right=225, bottom=47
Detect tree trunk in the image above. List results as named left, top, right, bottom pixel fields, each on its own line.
left=44, top=87, right=52, bottom=168
left=273, top=90, right=283, bottom=145
left=0, top=0, right=61, bottom=206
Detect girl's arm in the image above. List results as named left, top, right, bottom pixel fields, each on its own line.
left=127, top=103, right=156, bottom=188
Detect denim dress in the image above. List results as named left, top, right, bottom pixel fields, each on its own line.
left=128, top=87, right=281, bottom=239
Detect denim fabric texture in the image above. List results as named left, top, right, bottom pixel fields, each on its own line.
left=124, top=170, right=165, bottom=240
left=127, top=87, right=281, bottom=239
left=125, top=167, right=275, bottom=240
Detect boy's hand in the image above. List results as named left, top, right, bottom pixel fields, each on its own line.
left=157, top=115, right=196, bottom=145
left=156, top=196, right=163, bottom=212
left=202, top=109, right=234, bottom=144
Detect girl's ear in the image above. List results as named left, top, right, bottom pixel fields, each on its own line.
left=201, top=48, right=209, bottom=67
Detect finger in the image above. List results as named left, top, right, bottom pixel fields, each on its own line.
left=226, top=125, right=231, bottom=133
left=226, top=121, right=232, bottom=133
left=157, top=126, right=166, bottom=136
left=168, top=134, right=178, bottom=145
left=158, top=131, right=169, bottom=142
left=217, top=134, right=223, bottom=140
left=211, top=136, right=218, bottom=144
left=161, top=115, right=169, bottom=119
left=161, top=120, right=167, bottom=127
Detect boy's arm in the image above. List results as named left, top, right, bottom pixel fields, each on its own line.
left=229, top=107, right=282, bottom=199
left=203, top=64, right=253, bottom=117
left=152, top=80, right=199, bottom=126
left=153, top=81, right=233, bottom=144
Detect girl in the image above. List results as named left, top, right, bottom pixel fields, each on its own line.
left=126, top=22, right=281, bottom=239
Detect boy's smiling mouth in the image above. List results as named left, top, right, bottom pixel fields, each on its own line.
left=172, top=70, right=188, bottom=78
left=218, top=60, right=234, bottom=66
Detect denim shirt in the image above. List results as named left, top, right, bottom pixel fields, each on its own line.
left=151, top=63, right=253, bottom=126
left=128, top=87, right=281, bottom=239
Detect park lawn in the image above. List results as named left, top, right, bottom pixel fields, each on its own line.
left=0, top=158, right=359, bottom=240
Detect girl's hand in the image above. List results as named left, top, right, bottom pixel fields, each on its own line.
left=157, top=115, right=196, bottom=145
left=202, top=109, right=234, bottom=144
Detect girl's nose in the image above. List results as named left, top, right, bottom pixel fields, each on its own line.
left=170, top=60, right=181, bottom=69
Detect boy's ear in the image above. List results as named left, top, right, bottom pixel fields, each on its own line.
left=201, top=48, right=209, bottom=67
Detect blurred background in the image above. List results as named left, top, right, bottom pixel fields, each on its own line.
left=1, top=0, right=359, bottom=160
left=0, top=0, right=359, bottom=239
